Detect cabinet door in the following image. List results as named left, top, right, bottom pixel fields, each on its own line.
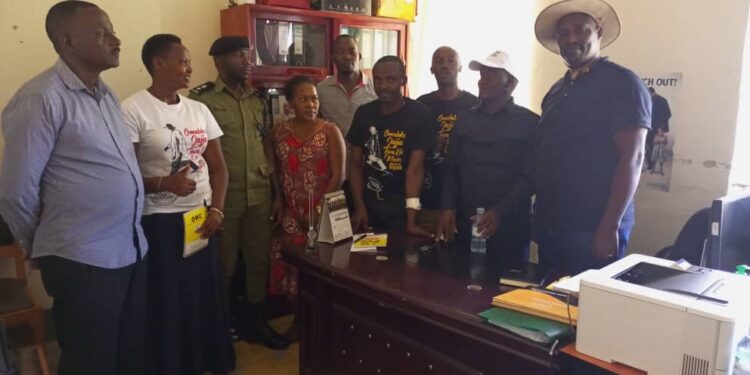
left=334, top=19, right=407, bottom=73
left=221, top=5, right=332, bottom=87
left=255, top=17, right=328, bottom=68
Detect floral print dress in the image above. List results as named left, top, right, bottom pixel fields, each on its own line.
left=269, top=120, right=335, bottom=296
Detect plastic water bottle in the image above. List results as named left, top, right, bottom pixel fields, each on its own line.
left=735, top=329, right=750, bottom=375
left=471, top=207, right=487, bottom=254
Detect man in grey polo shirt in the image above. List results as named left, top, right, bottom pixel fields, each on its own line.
left=0, top=2, right=147, bottom=374
left=316, top=34, right=377, bottom=136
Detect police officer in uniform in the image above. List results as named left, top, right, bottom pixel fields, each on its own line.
left=190, top=36, right=289, bottom=350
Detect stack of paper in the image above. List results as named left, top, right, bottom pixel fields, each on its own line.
left=492, top=288, right=578, bottom=325
left=547, top=269, right=600, bottom=295
left=350, top=233, right=388, bottom=253
left=479, top=307, right=572, bottom=344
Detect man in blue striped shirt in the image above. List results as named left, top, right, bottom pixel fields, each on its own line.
left=0, top=2, right=147, bottom=374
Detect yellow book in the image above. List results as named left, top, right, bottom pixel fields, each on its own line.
left=183, top=206, right=208, bottom=258
left=492, top=288, right=578, bottom=325
left=353, top=233, right=388, bottom=247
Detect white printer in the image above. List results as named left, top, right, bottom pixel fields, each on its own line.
left=576, top=254, right=750, bottom=375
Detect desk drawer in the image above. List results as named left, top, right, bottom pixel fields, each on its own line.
left=333, top=304, right=483, bottom=375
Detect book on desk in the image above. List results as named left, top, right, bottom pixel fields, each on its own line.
left=479, top=307, right=573, bottom=345
left=349, top=233, right=388, bottom=253
left=492, top=288, right=578, bottom=325
left=499, top=262, right=553, bottom=288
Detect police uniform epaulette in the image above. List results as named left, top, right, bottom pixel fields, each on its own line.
left=190, top=82, right=215, bottom=96
left=251, top=89, right=268, bottom=100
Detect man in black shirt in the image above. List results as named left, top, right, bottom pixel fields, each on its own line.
left=417, top=46, right=479, bottom=231
left=347, top=56, right=435, bottom=236
left=437, top=51, right=539, bottom=265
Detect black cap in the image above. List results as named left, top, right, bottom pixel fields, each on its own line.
left=208, top=36, right=249, bottom=56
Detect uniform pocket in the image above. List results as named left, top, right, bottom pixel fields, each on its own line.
left=258, top=164, right=274, bottom=177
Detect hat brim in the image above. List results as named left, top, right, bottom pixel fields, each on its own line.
left=534, top=0, right=621, bottom=54
left=468, top=60, right=517, bottom=80
left=468, top=60, right=503, bottom=71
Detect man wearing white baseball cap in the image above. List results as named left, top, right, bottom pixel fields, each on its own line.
left=532, top=0, right=652, bottom=275
left=438, top=51, right=539, bottom=268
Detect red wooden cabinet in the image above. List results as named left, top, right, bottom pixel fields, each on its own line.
left=220, top=4, right=408, bottom=89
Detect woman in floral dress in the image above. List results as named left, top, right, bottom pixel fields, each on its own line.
left=269, top=75, right=346, bottom=338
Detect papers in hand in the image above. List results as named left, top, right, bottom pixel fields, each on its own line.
left=183, top=206, right=208, bottom=258
left=350, top=233, right=388, bottom=253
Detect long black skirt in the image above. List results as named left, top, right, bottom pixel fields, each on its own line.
left=142, top=212, right=235, bottom=375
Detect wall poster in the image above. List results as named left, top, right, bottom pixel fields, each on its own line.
left=638, top=72, right=681, bottom=192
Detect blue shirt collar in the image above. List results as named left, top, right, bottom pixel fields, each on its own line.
left=54, top=59, right=111, bottom=98
left=564, top=57, right=608, bottom=81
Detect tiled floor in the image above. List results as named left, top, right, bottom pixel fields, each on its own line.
left=230, top=315, right=299, bottom=375
left=10, top=316, right=299, bottom=375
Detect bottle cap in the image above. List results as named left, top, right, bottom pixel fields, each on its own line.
left=466, top=284, right=483, bottom=292
left=736, top=264, right=749, bottom=276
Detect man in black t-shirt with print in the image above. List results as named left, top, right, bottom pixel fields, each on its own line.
left=417, top=46, right=479, bottom=231
left=347, top=56, right=435, bottom=236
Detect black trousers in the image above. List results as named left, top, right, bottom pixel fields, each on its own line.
left=37, top=255, right=147, bottom=375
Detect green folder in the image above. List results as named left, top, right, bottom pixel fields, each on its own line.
left=479, top=307, right=573, bottom=344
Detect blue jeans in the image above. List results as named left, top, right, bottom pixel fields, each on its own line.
left=535, top=221, right=633, bottom=276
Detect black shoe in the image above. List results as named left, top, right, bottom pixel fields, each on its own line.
left=242, top=303, right=290, bottom=350
left=243, top=320, right=291, bottom=350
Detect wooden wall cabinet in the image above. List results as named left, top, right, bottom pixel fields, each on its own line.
left=220, top=4, right=408, bottom=89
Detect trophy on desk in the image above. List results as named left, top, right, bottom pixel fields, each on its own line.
left=307, top=191, right=317, bottom=250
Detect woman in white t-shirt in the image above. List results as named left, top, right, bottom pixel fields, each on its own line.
left=122, top=34, right=234, bottom=375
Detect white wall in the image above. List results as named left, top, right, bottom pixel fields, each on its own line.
left=730, top=8, right=750, bottom=192
left=408, top=0, right=538, bottom=108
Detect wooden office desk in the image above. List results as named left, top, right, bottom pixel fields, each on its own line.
left=282, top=232, right=562, bottom=375
left=559, top=344, right=646, bottom=375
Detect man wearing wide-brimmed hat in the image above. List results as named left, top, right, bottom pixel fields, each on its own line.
left=532, top=0, right=652, bottom=275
